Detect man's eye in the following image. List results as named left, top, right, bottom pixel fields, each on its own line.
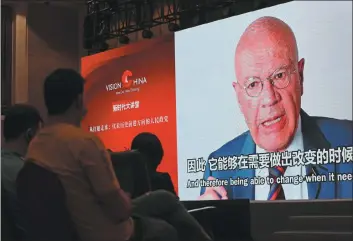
left=247, top=81, right=260, bottom=89
left=274, top=72, right=286, bottom=79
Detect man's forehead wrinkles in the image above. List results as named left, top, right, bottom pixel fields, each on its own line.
left=238, top=37, right=291, bottom=54
left=237, top=46, right=291, bottom=65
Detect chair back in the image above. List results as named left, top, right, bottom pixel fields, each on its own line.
left=1, top=185, right=20, bottom=241
left=110, top=150, right=151, bottom=198
left=16, top=161, right=78, bottom=241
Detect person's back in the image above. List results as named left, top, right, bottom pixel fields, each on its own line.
left=25, top=69, right=133, bottom=241
left=2, top=149, right=24, bottom=198
left=150, top=172, right=176, bottom=195
left=2, top=149, right=26, bottom=236
left=1, top=104, right=43, bottom=236
left=27, top=68, right=212, bottom=241
left=27, top=123, right=133, bottom=241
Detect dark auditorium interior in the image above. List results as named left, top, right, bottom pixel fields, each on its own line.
left=1, top=1, right=352, bottom=241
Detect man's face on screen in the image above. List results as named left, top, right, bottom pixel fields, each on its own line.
left=233, top=37, right=304, bottom=152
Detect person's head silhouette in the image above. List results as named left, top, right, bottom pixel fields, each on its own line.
left=131, top=132, right=164, bottom=171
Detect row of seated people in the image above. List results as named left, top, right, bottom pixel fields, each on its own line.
left=1, top=69, right=214, bottom=241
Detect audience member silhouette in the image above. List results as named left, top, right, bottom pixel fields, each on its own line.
left=131, top=132, right=176, bottom=195
left=1, top=104, right=43, bottom=236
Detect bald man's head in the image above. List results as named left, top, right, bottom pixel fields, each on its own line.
left=235, top=16, right=299, bottom=80
left=232, top=16, right=305, bottom=152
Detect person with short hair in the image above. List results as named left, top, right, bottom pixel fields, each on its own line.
left=26, top=68, right=212, bottom=241
left=131, top=132, right=176, bottom=194
left=1, top=104, right=43, bottom=234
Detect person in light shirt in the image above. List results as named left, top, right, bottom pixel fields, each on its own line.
left=199, top=16, right=353, bottom=201
left=26, top=69, right=212, bottom=241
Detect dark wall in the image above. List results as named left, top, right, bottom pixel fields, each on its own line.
left=27, top=4, right=80, bottom=118
left=1, top=5, right=13, bottom=109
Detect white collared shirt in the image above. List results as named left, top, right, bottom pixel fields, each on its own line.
left=255, top=115, right=309, bottom=200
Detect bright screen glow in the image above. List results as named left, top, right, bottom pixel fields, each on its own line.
left=175, top=0, right=352, bottom=201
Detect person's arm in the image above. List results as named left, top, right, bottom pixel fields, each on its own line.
left=79, top=136, right=131, bottom=223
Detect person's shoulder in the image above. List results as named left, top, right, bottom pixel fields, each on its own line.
left=56, top=126, right=107, bottom=162
left=38, top=124, right=104, bottom=153
left=209, top=131, right=250, bottom=158
left=313, top=116, right=353, bottom=129
left=1, top=149, right=23, bottom=164
left=44, top=124, right=96, bottom=141
left=311, top=116, right=353, bottom=145
left=1, top=149, right=13, bottom=159
left=156, top=172, right=172, bottom=180
left=153, top=172, right=176, bottom=193
left=74, top=129, right=105, bottom=151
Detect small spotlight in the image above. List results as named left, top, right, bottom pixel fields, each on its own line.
left=168, top=23, right=180, bottom=32
left=119, top=35, right=129, bottom=45
left=142, top=29, right=153, bottom=39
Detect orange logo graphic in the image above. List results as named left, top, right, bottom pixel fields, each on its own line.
left=121, top=70, right=133, bottom=88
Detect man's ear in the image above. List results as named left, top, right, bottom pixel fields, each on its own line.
left=298, top=58, right=305, bottom=96
left=232, top=81, right=244, bottom=111
left=232, top=81, right=241, bottom=94
left=25, top=128, right=35, bottom=143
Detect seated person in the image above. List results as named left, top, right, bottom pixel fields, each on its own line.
left=26, top=69, right=212, bottom=241
left=1, top=104, right=43, bottom=234
left=131, top=132, right=176, bottom=195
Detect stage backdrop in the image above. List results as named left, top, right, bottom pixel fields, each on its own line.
left=81, top=34, right=178, bottom=192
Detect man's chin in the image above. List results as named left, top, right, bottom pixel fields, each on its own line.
left=256, top=135, right=290, bottom=152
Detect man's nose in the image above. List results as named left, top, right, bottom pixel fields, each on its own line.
left=261, top=81, right=278, bottom=107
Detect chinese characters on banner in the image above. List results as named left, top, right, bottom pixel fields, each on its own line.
left=89, top=115, right=169, bottom=133
left=113, top=100, right=140, bottom=112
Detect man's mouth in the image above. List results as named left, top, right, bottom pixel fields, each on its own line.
left=261, top=114, right=286, bottom=131
left=262, top=116, right=282, bottom=126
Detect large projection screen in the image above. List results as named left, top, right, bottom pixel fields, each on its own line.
left=175, top=1, right=352, bottom=201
